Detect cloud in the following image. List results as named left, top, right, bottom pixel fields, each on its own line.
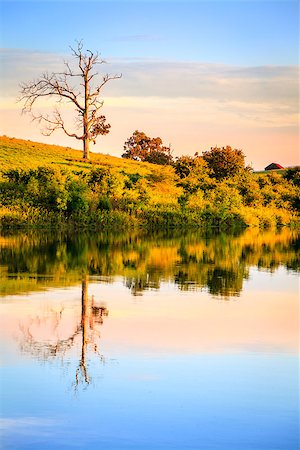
left=1, top=48, right=298, bottom=168
left=0, top=48, right=65, bottom=100
left=106, top=59, right=298, bottom=105
left=0, top=416, right=60, bottom=436
left=105, top=95, right=297, bottom=128
left=2, top=48, right=298, bottom=102
left=1, top=48, right=297, bottom=122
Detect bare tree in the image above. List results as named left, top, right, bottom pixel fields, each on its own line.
left=19, top=41, right=121, bottom=160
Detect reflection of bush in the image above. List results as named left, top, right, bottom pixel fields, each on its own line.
left=0, top=228, right=298, bottom=298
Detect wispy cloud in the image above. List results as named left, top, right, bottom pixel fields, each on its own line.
left=107, top=59, right=298, bottom=105
left=105, top=95, right=297, bottom=129
left=0, top=416, right=60, bottom=436
left=1, top=49, right=298, bottom=168
left=2, top=49, right=297, bottom=107
left=0, top=49, right=65, bottom=99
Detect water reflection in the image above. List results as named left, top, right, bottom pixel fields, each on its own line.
left=1, top=229, right=298, bottom=449
left=76, top=276, right=108, bottom=389
left=0, top=228, right=299, bottom=298
left=18, top=276, right=108, bottom=391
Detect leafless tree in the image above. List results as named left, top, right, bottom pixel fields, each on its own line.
left=18, top=41, right=121, bottom=160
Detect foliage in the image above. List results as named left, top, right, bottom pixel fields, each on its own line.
left=176, top=156, right=215, bottom=194
left=0, top=136, right=299, bottom=230
left=283, top=166, right=300, bottom=187
left=1, top=228, right=298, bottom=298
left=122, top=130, right=173, bottom=165
left=173, top=154, right=196, bottom=179
left=202, top=146, right=247, bottom=180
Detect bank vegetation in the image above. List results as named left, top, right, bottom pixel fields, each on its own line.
left=0, top=136, right=299, bottom=230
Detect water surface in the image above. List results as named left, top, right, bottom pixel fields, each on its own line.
left=0, top=228, right=299, bottom=449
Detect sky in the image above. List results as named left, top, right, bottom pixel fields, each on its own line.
left=0, top=0, right=299, bottom=169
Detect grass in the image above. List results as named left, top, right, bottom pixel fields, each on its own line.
left=0, top=135, right=156, bottom=176
left=254, top=169, right=286, bottom=175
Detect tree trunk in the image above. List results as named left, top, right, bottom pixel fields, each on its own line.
left=80, top=275, right=89, bottom=383
left=83, top=71, right=90, bottom=160
left=83, top=135, right=90, bottom=160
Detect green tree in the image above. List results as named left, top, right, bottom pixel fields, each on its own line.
left=202, top=146, right=246, bottom=180
left=122, top=130, right=173, bottom=165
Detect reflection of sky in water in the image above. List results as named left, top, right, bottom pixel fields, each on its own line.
left=1, top=353, right=298, bottom=449
left=1, top=265, right=299, bottom=450
left=0, top=228, right=299, bottom=450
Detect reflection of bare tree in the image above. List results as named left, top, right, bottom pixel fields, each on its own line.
left=75, top=276, right=108, bottom=390
left=19, top=276, right=108, bottom=391
left=19, top=318, right=82, bottom=360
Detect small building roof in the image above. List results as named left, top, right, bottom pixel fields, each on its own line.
left=265, top=163, right=284, bottom=171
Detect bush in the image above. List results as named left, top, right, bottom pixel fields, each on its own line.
left=67, top=180, right=89, bottom=214
left=0, top=158, right=299, bottom=229
left=283, top=167, right=300, bottom=186
left=202, top=146, right=246, bottom=180
left=98, top=196, right=112, bottom=211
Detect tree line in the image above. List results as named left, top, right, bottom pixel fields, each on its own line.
left=122, top=130, right=249, bottom=180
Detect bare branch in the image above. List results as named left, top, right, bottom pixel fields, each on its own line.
left=18, top=41, right=122, bottom=159
left=19, top=71, right=84, bottom=113
left=91, top=73, right=122, bottom=98
left=31, top=109, right=83, bottom=140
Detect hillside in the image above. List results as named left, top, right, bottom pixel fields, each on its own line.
left=0, top=136, right=299, bottom=230
left=0, top=136, right=155, bottom=176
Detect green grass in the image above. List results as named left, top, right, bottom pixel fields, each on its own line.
left=0, top=135, right=157, bottom=176
left=254, top=169, right=287, bottom=175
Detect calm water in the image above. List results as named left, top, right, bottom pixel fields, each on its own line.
left=0, top=228, right=299, bottom=450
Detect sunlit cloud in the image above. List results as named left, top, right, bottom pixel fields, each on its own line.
left=2, top=48, right=297, bottom=101
left=109, top=60, right=298, bottom=104
left=105, top=96, right=297, bottom=128
left=1, top=49, right=297, bottom=127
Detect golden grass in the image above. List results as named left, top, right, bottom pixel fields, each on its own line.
left=0, top=135, right=156, bottom=176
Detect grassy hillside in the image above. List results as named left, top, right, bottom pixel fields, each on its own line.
left=0, top=135, right=155, bottom=175
left=0, top=136, right=299, bottom=230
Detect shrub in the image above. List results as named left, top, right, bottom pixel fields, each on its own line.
left=98, top=196, right=112, bottom=211
left=202, top=146, right=246, bottom=180
left=283, top=166, right=300, bottom=186
left=67, top=180, right=89, bottom=214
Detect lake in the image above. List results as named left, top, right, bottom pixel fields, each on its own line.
left=0, top=228, right=299, bottom=450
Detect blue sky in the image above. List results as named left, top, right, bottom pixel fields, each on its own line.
left=1, top=1, right=298, bottom=64
left=0, top=0, right=299, bottom=169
